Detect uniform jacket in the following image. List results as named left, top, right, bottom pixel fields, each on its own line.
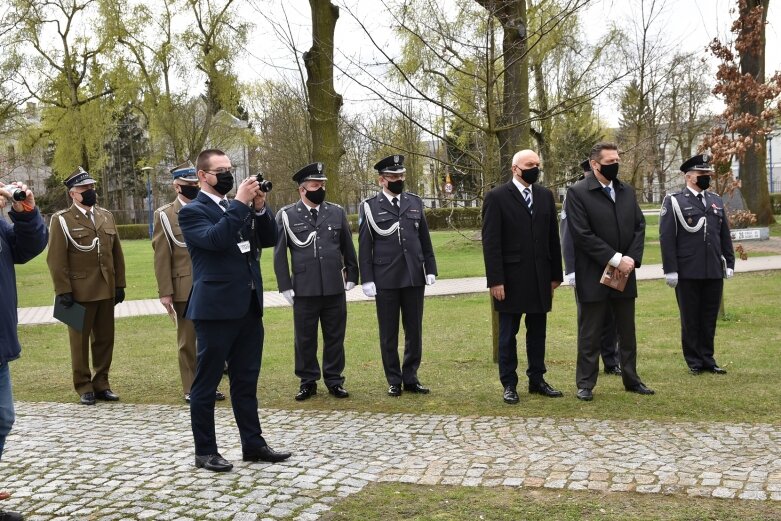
left=1, top=208, right=48, bottom=364
left=659, top=188, right=735, bottom=279
left=358, top=191, right=437, bottom=289
left=47, top=204, right=126, bottom=302
left=565, top=175, right=645, bottom=302
left=179, top=192, right=277, bottom=321
left=481, top=181, right=563, bottom=314
left=152, top=198, right=193, bottom=302
left=274, top=200, right=358, bottom=297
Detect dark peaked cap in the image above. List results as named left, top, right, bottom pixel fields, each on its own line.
left=292, top=162, right=327, bottom=184
left=171, top=161, right=198, bottom=181
left=680, top=153, right=714, bottom=173
left=64, top=166, right=97, bottom=189
left=374, top=154, right=406, bottom=174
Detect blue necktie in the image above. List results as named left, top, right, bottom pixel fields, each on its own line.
left=603, top=186, right=613, bottom=202
left=523, top=188, right=532, bottom=212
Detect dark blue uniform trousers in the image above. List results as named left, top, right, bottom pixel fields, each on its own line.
left=190, top=295, right=266, bottom=456
left=375, top=286, right=425, bottom=386
left=675, top=278, right=723, bottom=371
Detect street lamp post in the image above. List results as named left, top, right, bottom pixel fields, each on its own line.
left=141, top=166, right=154, bottom=239
left=768, top=135, right=774, bottom=193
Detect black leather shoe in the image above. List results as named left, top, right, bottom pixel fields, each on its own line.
left=328, top=385, right=349, bottom=398
left=194, top=453, right=233, bottom=472
left=403, top=382, right=430, bottom=394
left=95, top=389, right=119, bottom=401
left=80, top=392, right=96, bottom=405
left=626, top=383, right=655, bottom=395
left=528, top=381, right=563, bottom=397
left=689, top=368, right=702, bottom=375
left=604, top=366, right=622, bottom=376
left=215, top=390, right=226, bottom=401
left=503, top=386, right=519, bottom=404
left=576, top=388, right=593, bottom=401
left=242, top=445, right=292, bottom=463
left=295, top=384, right=317, bottom=401
left=387, top=384, right=402, bottom=397
left=0, top=509, right=23, bottom=521
left=184, top=393, right=191, bottom=403
left=708, top=366, right=727, bottom=374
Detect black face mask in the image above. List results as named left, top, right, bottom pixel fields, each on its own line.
left=598, top=162, right=620, bottom=182
left=520, top=166, right=539, bottom=185
left=211, top=171, right=234, bottom=195
left=695, top=175, right=711, bottom=190
left=179, top=185, right=200, bottom=201
left=386, top=179, right=404, bottom=195
left=304, top=187, right=326, bottom=205
left=80, top=188, right=97, bottom=207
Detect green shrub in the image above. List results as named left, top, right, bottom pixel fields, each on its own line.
left=117, top=224, right=151, bottom=240
left=771, top=193, right=781, bottom=214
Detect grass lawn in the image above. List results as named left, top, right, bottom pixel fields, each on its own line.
left=15, top=215, right=779, bottom=307
left=13, top=271, right=781, bottom=424
left=322, top=483, right=781, bottom=520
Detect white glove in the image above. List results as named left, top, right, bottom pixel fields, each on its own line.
left=726, top=268, right=734, bottom=279
left=282, top=289, right=295, bottom=305
left=344, top=281, right=356, bottom=291
left=362, top=282, right=377, bottom=297
left=565, top=273, right=576, bottom=287
left=665, top=272, right=678, bottom=288
left=426, top=274, right=436, bottom=285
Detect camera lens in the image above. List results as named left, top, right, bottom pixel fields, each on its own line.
left=10, top=187, right=27, bottom=201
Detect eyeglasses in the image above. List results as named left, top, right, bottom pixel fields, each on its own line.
left=202, top=168, right=235, bottom=176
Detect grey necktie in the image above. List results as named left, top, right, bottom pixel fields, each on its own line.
left=523, top=188, right=532, bottom=212
left=219, top=199, right=229, bottom=211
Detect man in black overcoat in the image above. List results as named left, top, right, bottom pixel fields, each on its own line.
left=482, top=149, right=564, bottom=404
left=565, top=142, right=654, bottom=401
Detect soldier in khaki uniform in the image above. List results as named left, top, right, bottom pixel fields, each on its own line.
left=47, top=167, right=126, bottom=405
left=152, top=161, right=225, bottom=403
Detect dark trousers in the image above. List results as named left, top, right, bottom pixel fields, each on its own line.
left=575, top=293, right=619, bottom=369
left=576, top=299, right=642, bottom=390
left=190, top=294, right=266, bottom=456
left=69, top=298, right=115, bottom=395
left=375, top=286, right=425, bottom=386
left=675, top=278, right=723, bottom=370
left=294, top=294, right=347, bottom=387
left=497, top=312, right=548, bottom=389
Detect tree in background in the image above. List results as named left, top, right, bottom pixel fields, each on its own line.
left=303, top=0, right=346, bottom=205
left=703, top=0, right=779, bottom=225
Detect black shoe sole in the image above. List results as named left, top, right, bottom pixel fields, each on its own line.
left=195, top=462, right=233, bottom=472
left=503, top=397, right=519, bottom=404
left=528, top=390, right=564, bottom=398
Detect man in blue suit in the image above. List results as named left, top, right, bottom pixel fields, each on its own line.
left=179, top=149, right=291, bottom=472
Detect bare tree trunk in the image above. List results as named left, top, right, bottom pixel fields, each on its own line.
left=304, top=0, right=345, bottom=205
left=739, top=0, right=775, bottom=225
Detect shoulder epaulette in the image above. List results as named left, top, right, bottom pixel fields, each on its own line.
left=280, top=202, right=296, bottom=212
left=326, top=201, right=343, bottom=209
left=52, top=208, right=69, bottom=217
left=405, top=192, right=421, bottom=199
left=156, top=201, right=175, bottom=213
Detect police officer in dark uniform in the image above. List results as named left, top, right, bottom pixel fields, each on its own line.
left=274, top=162, right=359, bottom=401
left=561, top=160, right=621, bottom=376
left=660, top=153, right=735, bottom=375
left=358, top=155, right=437, bottom=397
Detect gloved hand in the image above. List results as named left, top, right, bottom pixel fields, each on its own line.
left=426, top=274, right=436, bottom=285
left=565, top=272, right=576, bottom=287
left=344, top=281, right=356, bottom=291
left=665, top=272, right=678, bottom=288
left=362, top=282, right=377, bottom=297
left=58, top=292, right=74, bottom=309
left=726, top=268, right=734, bottom=279
left=282, top=289, right=295, bottom=305
left=114, top=287, right=125, bottom=305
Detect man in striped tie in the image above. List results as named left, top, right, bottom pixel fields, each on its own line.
left=481, top=149, right=564, bottom=405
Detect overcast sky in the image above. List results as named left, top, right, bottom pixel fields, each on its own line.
left=240, top=0, right=779, bottom=127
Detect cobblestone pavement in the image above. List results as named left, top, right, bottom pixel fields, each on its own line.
left=1, top=403, right=780, bottom=520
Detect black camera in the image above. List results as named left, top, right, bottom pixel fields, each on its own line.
left=256, top=173, right=272, bottom=192
left=7, top=185, right=27, bottom=201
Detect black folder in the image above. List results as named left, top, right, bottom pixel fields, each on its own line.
left=53, top=297, right=86, bottom=331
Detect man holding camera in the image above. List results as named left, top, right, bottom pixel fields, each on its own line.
left=179, top=149, right=290, bottom=473
left=0, top=182, right=48, bottom=521
left=152, top=161, right=226, bottom=404
left=274, top=162, right=358, bottom=402
left=47, top=167, right=126, bottom=406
